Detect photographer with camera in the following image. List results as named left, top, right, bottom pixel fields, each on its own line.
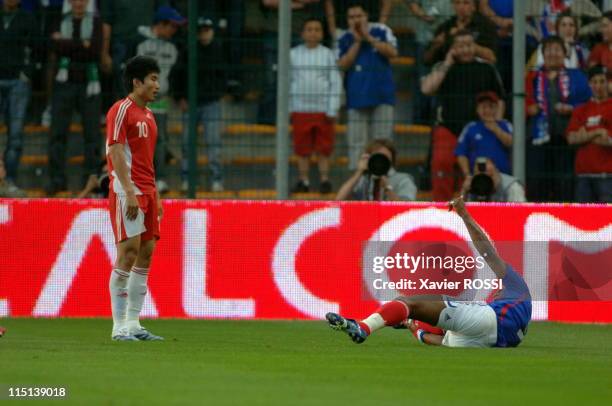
left=462, top=157, right=525, bottom=202
left=336, top=139, right=417, bottom=201
left=76, top=161, right=110, bottom=199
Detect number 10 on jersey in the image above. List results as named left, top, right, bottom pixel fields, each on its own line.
left=136, top=121, right=149, bottom=138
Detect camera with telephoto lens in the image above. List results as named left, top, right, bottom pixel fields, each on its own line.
left=469, top=157, right=494, bottom=202
left=367, top=153, right=391, bottom=177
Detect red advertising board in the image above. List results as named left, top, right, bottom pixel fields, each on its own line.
left=0, top=199, right=610, bottom=323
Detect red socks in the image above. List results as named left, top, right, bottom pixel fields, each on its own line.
left=378, top=301, right=409, bottom=326
left=359, top=301, right=410, bottom=335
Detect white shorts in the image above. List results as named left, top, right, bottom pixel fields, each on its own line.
left=437, top=297, right=497, bottom=348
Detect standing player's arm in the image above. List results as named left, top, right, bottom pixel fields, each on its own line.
left=108, top=144, right=139, bottom=221
left=449, top=195, right=507, bottom=279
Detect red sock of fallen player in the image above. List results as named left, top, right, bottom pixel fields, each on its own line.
left=358, top=301, right=409, bottom=335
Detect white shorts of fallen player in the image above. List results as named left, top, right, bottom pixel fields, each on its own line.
left=437, top=297, right=497, bottom=348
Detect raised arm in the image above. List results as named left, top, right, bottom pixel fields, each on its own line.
left=379, top=0, right=392, bottom=24
left=336, top=154, right=369, bottom=200
left=364, top=33, right=398, bottom=59
left=338, top=39, right=362, bottom=70
left=449, top=195, right=507, bottom=278
left=421, top=60, right=451, bottom=95
left=324, top=0, right=337, bottom=38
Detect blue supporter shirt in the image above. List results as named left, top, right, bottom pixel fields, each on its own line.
left=455, top=120, right=513, bottom=175
left=337, top=23, right=397, bottom=109
left=488, top=264, right=532, bottom=348
left=488, top=0, right=513, bottom=18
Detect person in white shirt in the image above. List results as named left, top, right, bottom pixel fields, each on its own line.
left=290, top=18, right=342, bottom=194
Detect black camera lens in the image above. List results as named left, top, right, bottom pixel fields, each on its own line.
left=368, top=153, right=391, bottom=177
left=470, top=173, right=494, bottom=201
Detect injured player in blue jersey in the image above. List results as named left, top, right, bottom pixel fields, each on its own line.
left=326, top=195, right=532, bottom=348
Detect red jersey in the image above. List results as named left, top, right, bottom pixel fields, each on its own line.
left=566, top=98, right=612, bottom=174
left=588, top=43, right=612, bottom=73
left=106, top=97, right=158, bottom=194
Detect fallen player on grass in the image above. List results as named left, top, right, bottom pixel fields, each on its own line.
left=326, top=195, right=532, bottom=348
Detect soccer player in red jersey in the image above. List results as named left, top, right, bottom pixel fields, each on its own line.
left=106, top=56, right=164, bottom=341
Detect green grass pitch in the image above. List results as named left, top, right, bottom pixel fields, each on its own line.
left=1, top=319, right=611, bottom=405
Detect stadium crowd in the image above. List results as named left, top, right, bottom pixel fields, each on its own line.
left=0, top=0, right=610, bottom=202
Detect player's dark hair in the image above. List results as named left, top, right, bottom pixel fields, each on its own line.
left=603, top=10, right=612, bottom=21
left=366, top=138, right=397, bottom=166
left=541, top=35, right=567, bottom=56
left=301, top=17, right=324, bottom=32
left=123, top=56, right=160, bottom=93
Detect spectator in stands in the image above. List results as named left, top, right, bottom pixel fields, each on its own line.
left=171, top=17, right=227, bottom=193
left=338, top=2, right=397, bottom=170
left=336, top=138, right=417, bottom=201
left=405, top=0, right=455, bottom=124
left=134, top=5, right=185, bottom=194
left=0, top=0, right=36, bottom=195
left=588, top=11, right=612, bottom=92
left=455, top=91, right=512, bottom=195
left=424, top=0, right=497, bottom=65
left=0, top=158, right=25, bottom=197
left=258, top=0, right=325, bottom=125
left=421, top=30, right=505, bottom=201
left=325, top=0, right=391, bottom=39
left=526, top=35, right=592, bottom=202
left=46, top=0, right=102, bottom=196
left=217, top=0, right=245, bottom=95
left=479, top=0, right=514, bottom=37
left=566, top=65, right=612, bottom=203
left=101, top=1, right=168, bottom=98
left=38, top=0, right=72, bottom=128
left=464, top=157, right=526, bottom=203
left=479, top=0, right=514, bottom=94
left=406, top=0, right=455, bottom=41
left=526, top=0, right=602, bottom=42
left=289, top=18, right=342, bottom=194
left=529, top=11, right=590, bottom=70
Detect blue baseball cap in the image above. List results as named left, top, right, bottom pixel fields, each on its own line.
left=154, top=6, right=187, bottom=25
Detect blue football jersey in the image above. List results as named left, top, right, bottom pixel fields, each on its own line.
left=488, top=265, right=532, bottom=347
